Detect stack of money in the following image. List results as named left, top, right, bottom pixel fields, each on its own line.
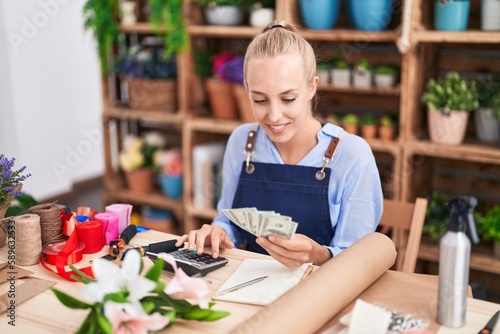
left=223, top=207, right=298, bottom=239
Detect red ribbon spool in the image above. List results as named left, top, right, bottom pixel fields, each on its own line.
left=76, top=219, right=104, bottom=254
left=43, top=241, right=85, bottom=265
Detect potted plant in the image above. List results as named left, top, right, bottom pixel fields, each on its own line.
left=248, top=0, right=275, bottom=27
left=83, top=0, right=120, bottom=74
left=352, top=59, right=373, bottom=89
left=481, top=0, right=500, bottom=31
left=378, top=114, right=395, bottom=141
left=346, top=0, right=395, bottom=31
left=196, top=0, right=245, bottom=26
left=0, top=154, right=31, bottom=219
left=150, top=0, right=189, bottom=59
left=422, top=72, right=479, bottom=145
left=330, top=60, right=351, bottom=87
left=479, top=205, right=500, bottom=258
left=326, top=112, right=342, bottom=126
left=475, top=76, right=500, bottom=142
left=316, top=61, right=330, bottom=86
left=119, top=132, right=166, bottom=193
left=422, top=191, right=451, bottom=242
left=155, top=148, right=183, bottom=200
left=360, top=114, right=378, bottom=140
left=116, top=44, right=178, bottom=111
left=299, top=0, right=341, bottom=30
left=374, top=65, right=397, bottom=88
left=342, top=113, right=359, bottom=135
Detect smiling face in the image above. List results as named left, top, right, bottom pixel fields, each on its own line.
left=246, top=52, right=319, bottom=147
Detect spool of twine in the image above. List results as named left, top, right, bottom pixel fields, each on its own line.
left=29, top=203, right=65, bottom=248
left=14, top=214, right=42, bottom=265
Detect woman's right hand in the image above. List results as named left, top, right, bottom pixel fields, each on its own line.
left=175, top=224, right=235, bottom=258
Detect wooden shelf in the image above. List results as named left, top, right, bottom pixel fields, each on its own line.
left=103, top=108, right=184, bottom=125
left=418, top=239, right=500, bottom=275
left=300, top=28, right=398, bottom=42
left=185, top=204, right=218, bottom=221
left=188, top=25, right=261, bottom=38
left=119, top=22, right=156, bottom=34
left=367, top=139, right=401, bottom=156
left=413, top=30, right=500, bottom=44
left=186, top=117, right=241, bottom=134
left=405, top=140, right=500, bottom=165
left=317, top=84, right=401, bottom=96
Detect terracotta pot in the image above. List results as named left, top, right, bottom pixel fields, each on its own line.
left=232, top=84, right=255, bottom=123
left=494, top=241, right=500, bottom=259
left=378, top=126, right=394, bottom=141
left=427, top=107, right=469, bottom=145
left=343, top=124, right=358, bottom=135
left=205, top=78, right=238, bottom=119
left=361, top=124, right=377, bottom=140
left=124, top=168, right=154, bottom=193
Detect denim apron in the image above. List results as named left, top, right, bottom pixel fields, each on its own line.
left=231, top=128, right=341, bottom=254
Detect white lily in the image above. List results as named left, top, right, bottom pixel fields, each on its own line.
left=80, top=249, right=156, bottom=303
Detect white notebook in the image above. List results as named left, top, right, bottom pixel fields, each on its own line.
left=213, top=258, right=313, bottom=306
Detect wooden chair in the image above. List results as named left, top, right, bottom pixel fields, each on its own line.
left=379, top=197, right=428, bottom=273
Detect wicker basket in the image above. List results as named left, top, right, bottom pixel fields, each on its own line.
left=126, top=77, right=177, bottom=112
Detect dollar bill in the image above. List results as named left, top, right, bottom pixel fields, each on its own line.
left=260, top=216, right=298, bottom=239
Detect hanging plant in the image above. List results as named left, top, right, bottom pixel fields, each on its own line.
left=150, top=0, right=189, bottom=59
left=83, top=0, right=120, bottom=74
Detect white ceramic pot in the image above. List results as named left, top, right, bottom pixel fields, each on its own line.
left=475, top=107, right=500, bottom=142
left=428, top=107, right=470, bottom=145
left=481, top=0, right=500, bottom=31
left=317, top=70, right=330, bottom=86
left=250, top=8, right=275, bottom=27
left=204, top=6, right=244, bottom=26
left=374, top=74, right=396, bottom=88
left=330, top=69, right=351, bottom=87
left=353, top=70, right=372, bottom=88
left=120, top=1, right=137, bottom=25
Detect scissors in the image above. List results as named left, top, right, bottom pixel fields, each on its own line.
left=478, top=310, right=499, bottom=334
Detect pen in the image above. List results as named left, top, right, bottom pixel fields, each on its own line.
left=216, top=276, right=268, bottom=296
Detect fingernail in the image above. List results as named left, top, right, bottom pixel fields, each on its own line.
left=197, top=246, right=203, bottom=253
left=212, top=251, right=218, bottom=258
left=189, top=243, right=194, bottom=249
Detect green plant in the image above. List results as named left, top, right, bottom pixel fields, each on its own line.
left=5, top=192, right=38, bottom=217
left=477, top=75, right=500, bottom=118
left=316, top=61, right=329, bottom=72
left=355, top=59, right=372, bottom=71
left=193, top=49, right=214, bottom=79
left=115, top=45, right=177, bottom=79
left=375, top=65, right=397, bottom=75
left=83, top=0, right=120, bottom=74
left=150, top=0, right=189, bottom=59
left=0, top=154, right=31, bottom=208
left=248, top=0, right=275, bottom=8
left=423, top=191, right=450, bottom=241
left=342, top=113, right=359, bottom=125
left=379, top=115, right=393, bottom=127
left=421, top=72, right=479, bottom=114
left=480, top=206, right=500, bottom=242
left=360, top=114, right=377, bottom=126
left=332, top=60, right=350, bottom=70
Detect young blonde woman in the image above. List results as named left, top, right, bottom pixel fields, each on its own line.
left=177, top=21, right=383, bottom=267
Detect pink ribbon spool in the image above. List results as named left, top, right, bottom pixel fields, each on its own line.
left=105, top=204, right=132, bottom=234
left=94, top=212, right=119, bottom=245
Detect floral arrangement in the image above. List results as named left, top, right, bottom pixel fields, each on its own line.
left=115, top=45, right=177, bottom=80
left=119, top=132, right=166, bottom=172
left=0, top=154, right=31, bottom=207
left=52, top=250, right=229, bottom=333
left=215, top=54, right=244, bottom=84
left=154, top=149, right=183, bottom=177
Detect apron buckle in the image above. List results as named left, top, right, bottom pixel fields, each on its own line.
left=245, top=150, right=255, bottom=174
left=316, top=157, right=330, bottom=181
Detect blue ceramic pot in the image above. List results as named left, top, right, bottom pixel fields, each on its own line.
left=434, top=0, right=470, bottom=31
left=160, top=175, right=183, bottom=200
left=299, top=0, right=341, bottom=30
left=346, top=0, right=395, bottom=31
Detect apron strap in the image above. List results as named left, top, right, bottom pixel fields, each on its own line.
left=244, top=129, right=257, bottom=174
left=315, top=130, right=346, bottom=181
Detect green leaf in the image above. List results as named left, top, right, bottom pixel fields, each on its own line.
left=103, top=293, right=129, bottom=304
left=51, top=288, right=93, bottom=309
left=76, top=309, right=97, bottom=334
left=145, top=258, right=164, bottom=282
left=69, top=265, right=96, bottom=284
left=97, top=314, right=112, bottom=334
left=201, top=310, right=231, bottom=321
left=180, top=308, right=213, bottom=320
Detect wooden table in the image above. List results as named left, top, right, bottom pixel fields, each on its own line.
left=1, top=230, right=499, bottom=333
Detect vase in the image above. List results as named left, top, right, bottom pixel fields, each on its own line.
left=362, top=125, right=377, bottom=140
left=374, top=74, right=396, bottom=88
left=204, top=6, right=244, bottom=26
left=346, top=0, right=395, bottom=31
left=428, top=107, right=469, bottom=145
left=126, top=77, right=177, bottom=112
left=205, top=78, right=238, bottom=119
left=250, top=8, right=275, bottom=27
left=481, top=0, right=500, bottom=30
left=299, top=0, right=341, bottom=30
left=379, top=126, right=395, bottom=141
left=0, top=202, right=10, bottom=219
left=232, top=83, right=255, bottom=123
left=353, top=70, right=373, bottom=88
left=475, top=107, right=500, bottom=142
left=434, top=0, right=470, bottom=31
left=330, top=68, right=351, bottom=87
left=120, top=1, right=137, bottom=25
left=124, top=168, right=154, bottom=193
left=159, top=175, right=183, bottom=200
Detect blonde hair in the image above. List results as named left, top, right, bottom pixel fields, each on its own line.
left=243, top=21, right=318, bottom=111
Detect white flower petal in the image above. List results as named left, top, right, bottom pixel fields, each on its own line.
left=121, top=249, right=141, bottom=278
left=127, top=276, right=156, bottom=302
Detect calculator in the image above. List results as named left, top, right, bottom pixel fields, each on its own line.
left=146, top=249, right=229, bottom=277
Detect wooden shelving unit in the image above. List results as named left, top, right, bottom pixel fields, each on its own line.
left=100, top=0, right=500, bottom=292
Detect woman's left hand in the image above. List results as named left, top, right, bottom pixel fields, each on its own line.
left=255, top=234, right=332, bottom=267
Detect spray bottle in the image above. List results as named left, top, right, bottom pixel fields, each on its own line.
left=437, top=196, right=480, bottom=327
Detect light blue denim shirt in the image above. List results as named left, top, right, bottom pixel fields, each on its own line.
left=212, top=122, right=383, bottom=257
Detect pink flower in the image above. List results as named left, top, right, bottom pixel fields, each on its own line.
left=104, top=301, right=169, bottom=334
left=162, top=150, right=182, bottom=176
left=156, top=253, right=209, bottom=309
left=213, top=52, right=235, bottom=79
